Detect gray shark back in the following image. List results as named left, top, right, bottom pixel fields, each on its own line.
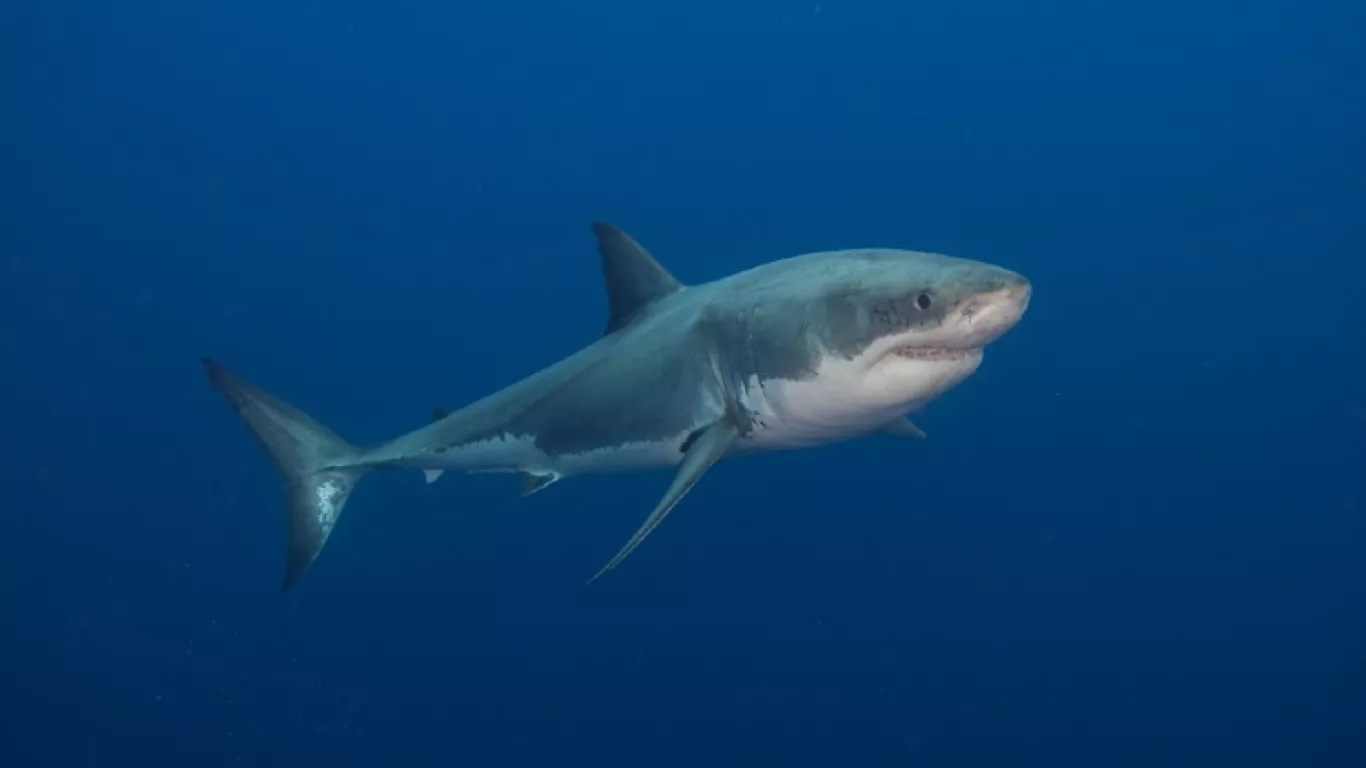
left=372, top=291, right=726, bottom=470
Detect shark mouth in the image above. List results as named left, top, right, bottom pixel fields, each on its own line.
left=888, top=345, right=980, bottom=362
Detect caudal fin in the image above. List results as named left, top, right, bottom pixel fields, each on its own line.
left=202, top=358, right=368, bottom=591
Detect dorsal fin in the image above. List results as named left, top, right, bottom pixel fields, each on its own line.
left=591, top=221, right=684, bottom=335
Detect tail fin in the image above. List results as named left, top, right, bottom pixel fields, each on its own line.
left=201, top=358, right=369, bottom=591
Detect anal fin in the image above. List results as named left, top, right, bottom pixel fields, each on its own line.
left=520, top=470, right=561, bottom=496
left=587, top=418, right=739, bottom=584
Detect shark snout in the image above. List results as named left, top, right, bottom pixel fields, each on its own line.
left=960, top=270, right=1031, bottom=343
left=998, top=271, right=1031, bottom=314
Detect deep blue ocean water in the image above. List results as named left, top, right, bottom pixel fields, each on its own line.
left=4, top=1, right=1364, bottom=766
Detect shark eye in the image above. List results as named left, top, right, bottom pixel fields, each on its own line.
left=915, top=293, right=932, bottom=310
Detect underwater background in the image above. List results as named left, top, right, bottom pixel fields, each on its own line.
left=3, top=1, right=1364, bottom=766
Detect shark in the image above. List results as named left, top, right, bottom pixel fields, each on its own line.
left=204, top=222, right=1031, bottom=590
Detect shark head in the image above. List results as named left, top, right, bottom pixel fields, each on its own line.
left=713, top=248, right=1031, bottom=444
left=825, top=247, right=1031, bottom=373
left=840, top=249, right=1029, bottom=412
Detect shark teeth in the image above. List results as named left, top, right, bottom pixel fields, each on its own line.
left=888, top=346, right=976, bottom=362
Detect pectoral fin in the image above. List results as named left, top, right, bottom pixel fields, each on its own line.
left=881, top=417, right=927, bottom=439
left=587, top=419, right=739, bottom=583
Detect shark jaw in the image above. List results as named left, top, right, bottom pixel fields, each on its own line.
left=886, top=345, right=981, bottom=362
left=877, top=277, right=1030, bottom=366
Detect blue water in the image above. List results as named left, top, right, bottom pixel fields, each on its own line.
left=4, top=2, right=1364, bottom=766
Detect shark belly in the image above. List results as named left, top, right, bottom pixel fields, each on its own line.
left=736, top=350, right=983, bottom=451
left=737, top=377, right=906, bottom=450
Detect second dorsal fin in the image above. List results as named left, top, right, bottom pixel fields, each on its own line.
left=591, top=222, right=684, bottom=335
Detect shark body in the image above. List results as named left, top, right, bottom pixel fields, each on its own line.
left=204, top=222, right=1031, bottom=589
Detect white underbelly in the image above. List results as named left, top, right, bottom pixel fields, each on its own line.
left=738, top=377, right=907, bottom=450
left=736, top=352, right=982, bottom=451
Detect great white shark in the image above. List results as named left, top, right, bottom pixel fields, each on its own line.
left=204, top=222, right=1031, bottom=590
